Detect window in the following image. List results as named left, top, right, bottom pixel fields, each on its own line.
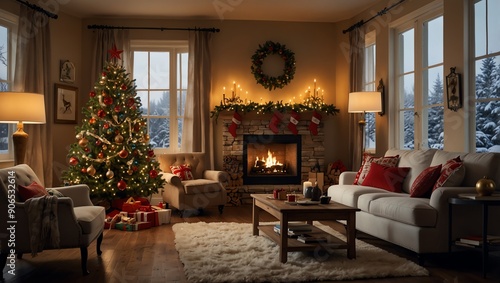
left=363, top=31, right=376, bottom=153
left=472, top=0, right=500, bottom=153
left=0, top=10, right=17, bottom=161
left=131, top=41, right=188, bottom=152
left=393, top=7, right=444, bottom=150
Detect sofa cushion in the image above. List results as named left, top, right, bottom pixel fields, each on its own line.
left=18, top=181, right=48, bottom=201
left=73, top=206, right=105, bottom=234
left=410, top=164, right=442, bottom=198
left=353, top=154, right=400, bottom=185
left=170, top=164, right=194, bottom=181
left=362, top=163, right=410, bottom=193
left=433, top=157, right=465, bottom=191
left=328, top=185, right=391, bottom=208
left=385, top=149, right=436, bottom=194
left=461, top=152, right=497, bottom=187
left=182, top=179, right=223, bottom=194
left=357, top=192, right=403, bottom=212
left=366, top=196, right=437, bottom=227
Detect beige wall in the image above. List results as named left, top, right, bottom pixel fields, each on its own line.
left=1, top=0, right=472, bottom=178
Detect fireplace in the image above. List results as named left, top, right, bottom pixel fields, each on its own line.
left=243, top=134, right=302, bottom=185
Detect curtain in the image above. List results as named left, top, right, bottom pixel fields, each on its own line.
left=91, top=29, right=130, bottom=83
left=348, top=27, right=365, bottom=171
left=181, top=31, right=212, bottom=165
left=13, top=6, right=53, bottom=186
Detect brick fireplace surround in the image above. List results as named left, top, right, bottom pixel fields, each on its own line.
left=222, top=113, right=325, bottom=204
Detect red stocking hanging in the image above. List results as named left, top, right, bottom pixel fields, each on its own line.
left=287, top=110, right=300, bottom=135
left=269, top=110, right=283, bottom=134
left=309, top=110, right=322, bottom=135
left=228, top=111, right=242, bottom=138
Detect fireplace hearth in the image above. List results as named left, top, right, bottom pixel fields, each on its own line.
left=243, top=134, right=301, bottom=185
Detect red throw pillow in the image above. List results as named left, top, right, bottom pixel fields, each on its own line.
left=410, top=164, right=442, bottom=198
left=433, top=156, right=464, bottom=191
left=361, top=163, right=410, bottom=193
left=353, top=154, right=400, bottom=185
left=18, top=181, right=48, bottom=201
left=170, top=164, right=194, bottom=181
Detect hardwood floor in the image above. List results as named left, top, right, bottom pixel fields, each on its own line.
left=2, top=205, right=500, bottom=283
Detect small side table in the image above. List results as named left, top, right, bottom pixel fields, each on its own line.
left=448, top=197, right=500, bottom=278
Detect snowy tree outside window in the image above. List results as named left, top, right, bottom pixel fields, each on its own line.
left=131, top=42, right=188, bottom=152
left=473, top=0, right=500, bottom=153
left=363, top=31, right=377, bottom=153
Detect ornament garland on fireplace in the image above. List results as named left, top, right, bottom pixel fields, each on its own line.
left=251, top=41, right=296, bottom=90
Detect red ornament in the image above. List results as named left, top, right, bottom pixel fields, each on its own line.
left=117, top=180, right=127, bottom=191
left=103, top=123, right=109, bottom=129
left=89, top=118, right=96, bottom=124
left=121, top=84, right=127, bottom=91
left=149, top=169, right=158, bottom=178
left=97, top=152, right=104, bottom=159
left=134, top=124, right=140, bottom=132
left=90, top=91, right=96, bottom=98
left=147, top=149, right=154, bottom=157
left=101, top=72, right=107, bottom=77
left=119, top=149, right=129, bottom=158
left=97, top=109, right=106, bottom=118
left=108, top=44, right=123, bottom=60
left=84, top=147, right=90, bottom=153
left=81, top=168, right=87, bottom=173
left=104, top=96, right=113, bottom=105
left=126, top=98, right=135, bottom=107
left=69, top=157, right=78, bottom=166
left=114, top=105, right=122, bottom=112
left=96, top=140, right=102, bottom=146
left=133, top=149, right=139, bottom=156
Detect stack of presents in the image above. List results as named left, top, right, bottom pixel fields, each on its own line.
left=104, top=197, right=171, bottom=231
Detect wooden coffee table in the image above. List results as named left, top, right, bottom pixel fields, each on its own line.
left=251, top=194, right=360, bottom=263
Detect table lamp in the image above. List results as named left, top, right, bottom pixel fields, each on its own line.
left=0, top=92, right=46, bottom=165
left=348, top=91, right=382, bottom=157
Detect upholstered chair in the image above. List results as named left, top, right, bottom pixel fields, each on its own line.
left=0, top=164, right=105, bottom=277
left=157, top=153, right=228, bottom=216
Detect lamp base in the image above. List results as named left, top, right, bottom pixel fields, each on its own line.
left=13, top=126, right=28, bottom=165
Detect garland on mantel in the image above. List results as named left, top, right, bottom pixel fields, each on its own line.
left=210, top=100, right=339, bottom=121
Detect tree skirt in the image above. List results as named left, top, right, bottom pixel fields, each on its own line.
left=172, top=222, right=428, bottom=282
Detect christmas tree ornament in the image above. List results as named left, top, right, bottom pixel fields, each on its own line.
left=127, top=169, right=134, bottom=175
left=97, top=109, right=106, bottom=118
left=76, top=133, right=83, bottom=140
left=89, top=117, right=96, bottom=124
left=106, top=169, right=114, bottom=179
left=147, top=149, right=154, bottom=157
left=309, top=110, right=322, bottom=135
left=268, top=110, right=283, bottom=134
left=79, top=138, right=89, bottom=147
left=114, top=105, right=122, bottom=112
left=144, top=134, right=150, bottom=142
left=87, top=165, right=96, bottom=176
left=102, top=145, right=108, bottom=150
left=115, top=134, right=124, bottom=144
left=228, top=111, right=242, bottom=138
left=287, top=110, right=300, bottom=135
left=149, top=169, right=158, bottom=178
left=119, top=149, right=129, bottom=158
left=103, top=123, right=109, bottom=129
left=121, top=84, right=127, bottom=90
left=81, top=168, right=87, bottom=173
left=104, top=96, right=113, bottom=105
left=90, top=91, right=96, bottom=97
left=96, top=140, right=102, bottom=146
left=69, top=157, right=79, bottom=166
left=117, top=180, right=127, bottom=191
left=126, top=98, right=135, bottom=107
left=97, top=152, right=104, bottom=159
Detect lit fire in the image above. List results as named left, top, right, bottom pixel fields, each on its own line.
left=255, top=150, right=282, bottom=168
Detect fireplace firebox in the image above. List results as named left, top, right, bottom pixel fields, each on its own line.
left=243, top=134, right=301, bottom=185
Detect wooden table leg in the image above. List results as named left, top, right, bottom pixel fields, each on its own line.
left=346, top=211, right=356, bottom=259
left=252, top=198, right=260, bottom=236
left=279, top=214, right=288, bottom=263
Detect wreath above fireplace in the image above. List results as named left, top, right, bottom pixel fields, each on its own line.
left=250, top=41, right=296, bottom=90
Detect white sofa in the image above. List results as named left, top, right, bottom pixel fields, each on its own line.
left=328, top=149, right=500, bottom=255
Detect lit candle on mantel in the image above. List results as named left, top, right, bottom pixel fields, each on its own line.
left=232, top=81, right=236, bottom=98
left=314, top=79, right=317, bottom=96
left=223, top=87, right=226, bottom=105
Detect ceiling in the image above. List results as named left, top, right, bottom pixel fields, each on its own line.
left=58, top=0, right=379, bottom=23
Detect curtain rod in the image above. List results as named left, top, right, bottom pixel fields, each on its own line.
left=16, top=0, right=58, bottom=19
left=88, top=24, right=220, bottom=33
left=342, top=0, right=406, bottom=34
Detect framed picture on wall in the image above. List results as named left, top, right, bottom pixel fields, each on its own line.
left=54, top=83, right=78, bottom=124
left=60, top=60, right=75, bottom=83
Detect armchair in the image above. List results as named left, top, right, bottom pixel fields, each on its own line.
left=0, top=164, right=105, bottom=277
left=157, top=153, right=228, bottom=215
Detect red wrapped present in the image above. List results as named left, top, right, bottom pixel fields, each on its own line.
left=139, top=205, right=153, bottom=212
left=122, top=197, right=141, bottom=213
left=111, top=197, right=150, bottom=211
left=132, top=211, right=158, bottom=226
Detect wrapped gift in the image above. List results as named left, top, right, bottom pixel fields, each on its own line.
left=122, top=197, right=142, bottom=213
left=132, top=211, right=158, bottom=226
left=104, top=210, right=120, bottom=229
left=139, top=205, right=153, bottom=212
left=112, top=197, right=150, bottom=211
left=115, top=221, right=151, bottom=231
left=156, top=209, right=171, bottom=225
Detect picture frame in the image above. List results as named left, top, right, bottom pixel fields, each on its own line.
left=60, top=60, right=75, bottom=83
left=446, top=67, right=462, bottom=112
left=54, top=83, right=78, bottom=124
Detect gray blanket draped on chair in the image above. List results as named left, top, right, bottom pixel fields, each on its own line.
left=24, top=195, right=60, bottom=256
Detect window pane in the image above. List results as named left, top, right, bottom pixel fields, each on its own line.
left=400, top=29, right=414, bottom=73
left=475, top=0, right=486, bottom=57
left=475, top=56, right=500, bottom=99
left=400, top=73, right=415, bottom=108
left=0, top=124, right=8, bottom=152
left=426, top=66, right=444, bottom=105
left=475, top=100, right=500, bottom=152
left=150, top=52, right=169, bottom=89
left=137, top=91, right=149, bottom=115
left=0, top=26, right=7, bottom=83
left=177, top=90, right=186, bottom=117
left=425, top=16, right=443, bottom=66
left=427, top=106, right=444, bottom=149
left=150, top=91, right=169, bottom=116
left=365, top=113, right=376, bottom=149
left=487, top=0, right=500, bottom=54
left=403, top=110, right=415, bottom=149
left=177, top=117, right=183, bottom=148
left=149, top=118, right=170, bottom=149
left=178, top=52, right=188, bottom=89
left=364, top=45, right=375, bottom=83
left=133, top=51, right=148, bottom=89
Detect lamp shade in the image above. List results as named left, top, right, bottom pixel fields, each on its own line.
left=348, top=91, right=382, bottom=113
left=0, top=92, right=46, bottom=123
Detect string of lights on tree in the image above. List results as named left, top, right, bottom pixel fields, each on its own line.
left=62, top=46, right=165, bottom=201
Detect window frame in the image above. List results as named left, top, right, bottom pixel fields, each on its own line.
left=0, top=9, right=18, bottom=162
left=390, top=2, right=444, bottom=150
left=363, top=30, right=377, bottom=154
left=130, top=40, right=188, bottom=153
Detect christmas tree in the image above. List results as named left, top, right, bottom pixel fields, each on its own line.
left=62, top=46, right=165, bottom=201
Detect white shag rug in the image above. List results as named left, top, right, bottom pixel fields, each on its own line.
left=172, top=222, right=428, bottom=282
